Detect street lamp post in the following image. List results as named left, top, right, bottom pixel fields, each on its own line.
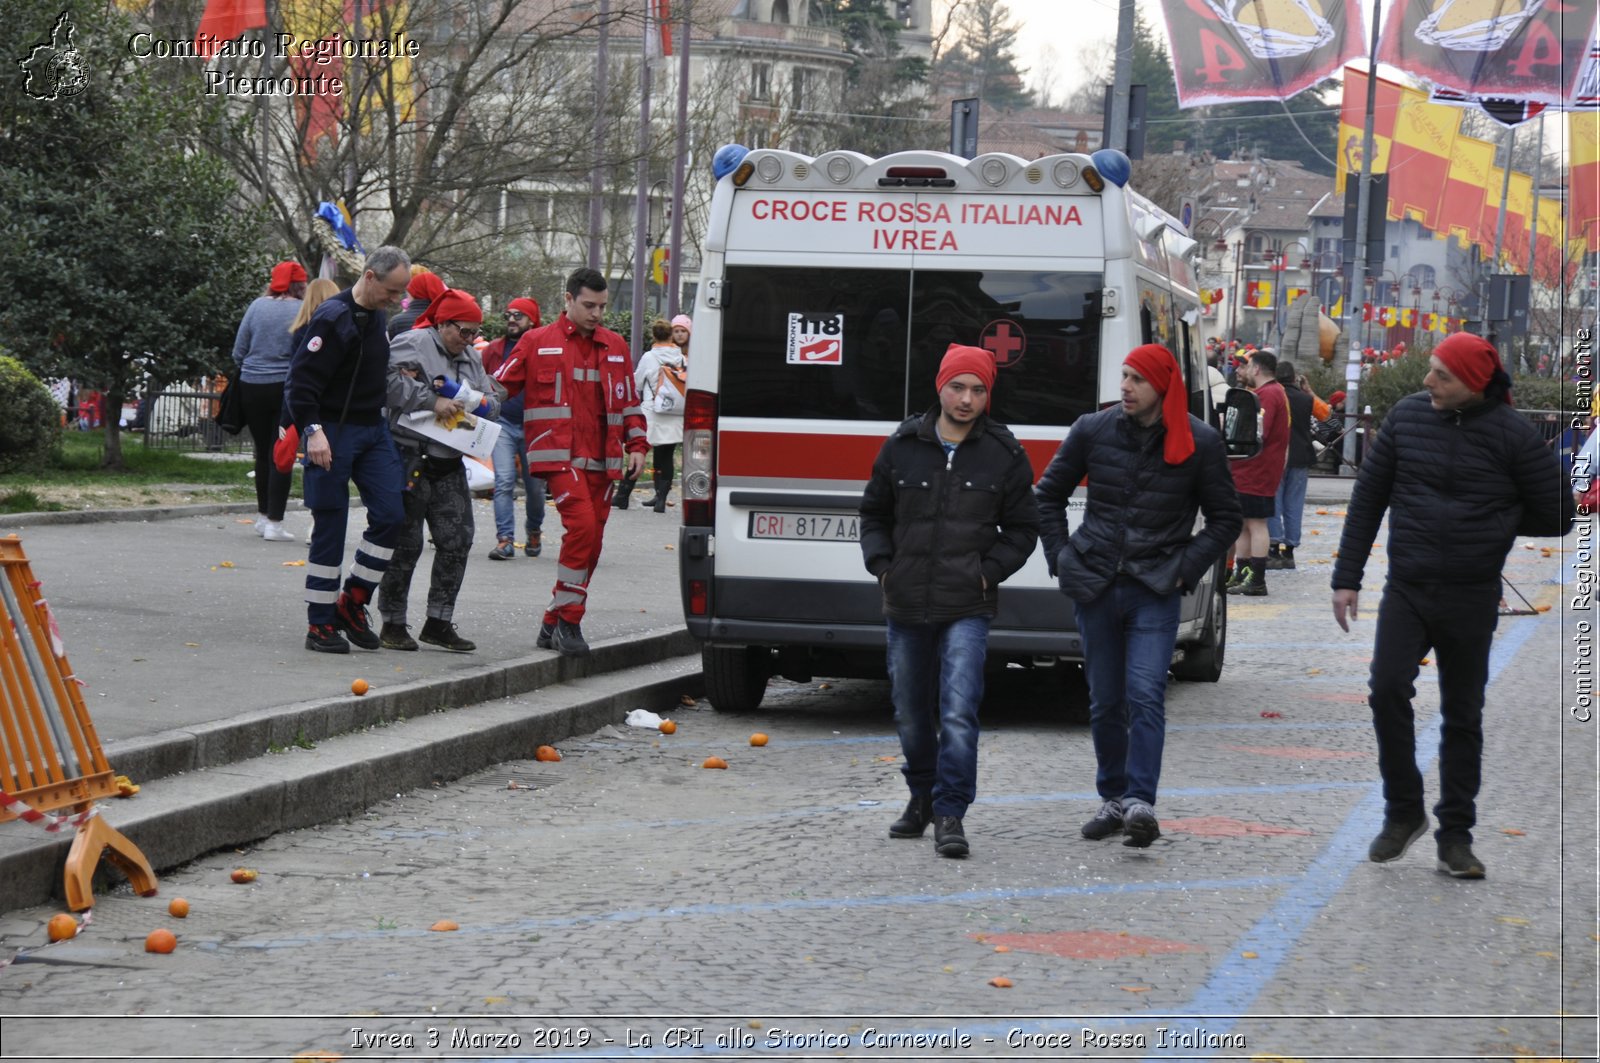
left=1274, top=239, right=1313, bottom=347
left=1190, top=218, right=1230, bottom=345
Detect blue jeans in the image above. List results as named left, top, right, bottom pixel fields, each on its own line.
left=1073, top=576, right=1182, bottom=806
left=1267, top=465, right=1309, bottom=548
left=492, top=417, right=545, bottom=543
left=886, top=615, right=990, bottom=818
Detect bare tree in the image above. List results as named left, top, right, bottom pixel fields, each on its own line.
left=200, top=0, right=639, bottom=279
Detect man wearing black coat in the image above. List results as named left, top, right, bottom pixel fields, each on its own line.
left=860, top=345, right=1040, bottom=859
left=1333, top=333, right=1573, bottom=879
left=1035, top=344, right=1242, bottom=848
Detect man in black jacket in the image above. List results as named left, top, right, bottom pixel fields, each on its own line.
left=284, top=245, right=413, bottom=654
left=1333, top=333, right=1573, bottom=879
left=860, top=345, right=1040, bottom=859
left=1036, top=345, right=1242, bottom=847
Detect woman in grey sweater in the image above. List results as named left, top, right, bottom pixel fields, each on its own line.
left=230, top=261, right=306, bottom=541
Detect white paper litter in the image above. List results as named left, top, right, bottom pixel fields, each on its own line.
left=624, top=708, right=664, bottom=728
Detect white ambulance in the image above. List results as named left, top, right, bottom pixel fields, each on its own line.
left=677, top=146, right=1238, bottom=712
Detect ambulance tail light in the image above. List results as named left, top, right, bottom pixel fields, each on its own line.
left=682, top=389, right=718, bottom=527
left=686, top=578, right=709, bottom=617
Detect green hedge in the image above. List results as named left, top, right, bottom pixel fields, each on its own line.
left=0, top=353, right=60, bottom=474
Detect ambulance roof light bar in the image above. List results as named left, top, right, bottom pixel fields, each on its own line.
left=713, top=146, right=1126, bottom=196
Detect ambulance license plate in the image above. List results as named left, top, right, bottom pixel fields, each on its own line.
left=748, top=511, right=860, bottom=542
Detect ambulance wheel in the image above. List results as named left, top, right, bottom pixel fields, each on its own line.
left=703, top=645, right=772, bottom=712
left=1172, top=583, right=1226, bottom=683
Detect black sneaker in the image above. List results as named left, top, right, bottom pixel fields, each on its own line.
left=380, top=623, right=418, bottom=651
left=889, top=794, right=933, bottom=839
left=1278, top=547, right=1296, bottom=570
left=487, top=540, right=515, bottom=560
left=1239, top=578, right=1269, bottom=597
left=552, top=619, right=590, bottom=657
left=419, top=618, right=475, bottom=652
left=305, top=623, right=350, bottom=654
left=1122, top=800, right=1160, bottom=848
left=1081, top=798, right=1125, bottom=840
left=535, top=620, right=556, bottom=649
left=334, top=592, right=380, bottom=650
left=1435, top=840, right=1486, bottom=879
left=1226, top=565, right=1254, bottom=593
left=933, top=815, right=968, bottom=858
left=1368, top=815, right=1428, bottom=863
left=524, top=531, right=542, bottom=557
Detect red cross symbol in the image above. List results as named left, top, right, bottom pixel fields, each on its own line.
left=981, top=319, right=1026, bottom=369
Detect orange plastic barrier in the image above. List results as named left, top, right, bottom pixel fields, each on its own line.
left=0, top=536, right=155, bottom=909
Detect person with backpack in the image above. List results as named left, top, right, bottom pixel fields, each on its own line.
left=622, top=318, right=688, bottom=513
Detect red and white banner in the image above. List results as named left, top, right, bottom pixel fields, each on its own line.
left=1156, top=0, right=1365, bottom=107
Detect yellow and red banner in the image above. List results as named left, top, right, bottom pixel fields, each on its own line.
left=1336, top=67, right=1402, bottom=194
left=1246, top=279, right=1273, bottom=308
left=1378, top=0, right=1596, bottom=107
left=1573, top=112, right=1600, bottom=246
left=1440, top=132, right=1495, bottom=244
left=1337, top=67, right=1461, bottom=228
left=1157, top=0, right=1364, bottom=108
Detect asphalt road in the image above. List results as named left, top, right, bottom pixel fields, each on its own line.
left=1, top=506, right=1593, bottom=1061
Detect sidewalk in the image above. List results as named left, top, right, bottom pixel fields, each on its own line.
left=0, top=493, right=699, bottom=911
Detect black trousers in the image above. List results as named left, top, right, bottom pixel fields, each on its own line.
left=240, top=380, right=292, bottom=520
left=1367, top=577, right=1500, bottom=844
left=652, top=442, right=677, bottom=482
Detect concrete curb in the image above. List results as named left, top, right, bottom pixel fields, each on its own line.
left=0, top=654, right=704, bottom=912
left=0, top=501, right=263, bottom=529
left=103, top=626, right=699, bottom=788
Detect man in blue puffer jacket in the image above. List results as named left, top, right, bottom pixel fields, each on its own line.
left=1035, top=344, right=1241, bottom=848
left=1332, top=332, right=1573, bottom=880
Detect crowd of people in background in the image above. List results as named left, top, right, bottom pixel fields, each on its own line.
left=216, top=258, right=689, bottom=659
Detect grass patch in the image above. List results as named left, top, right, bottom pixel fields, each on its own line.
left=0, top=490, right=67, bottom=514
left=19, top=430, right=256, bottom=486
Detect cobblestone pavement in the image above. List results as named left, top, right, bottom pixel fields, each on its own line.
left=1, top=509, right=1595, bottom=1061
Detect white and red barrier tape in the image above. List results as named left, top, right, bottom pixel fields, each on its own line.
left=0, top=790, right=99, bottom=832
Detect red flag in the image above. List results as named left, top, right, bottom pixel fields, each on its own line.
left=194, top=0, right=266, bottom=58
left=1378, top=0, right=1595, bottom=107
left=1156, top=0, right=1364, bottom=107
left=657, top=0, right=673, bottom=57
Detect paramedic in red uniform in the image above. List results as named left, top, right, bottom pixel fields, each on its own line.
left=493, top=268, right=648, bottom=656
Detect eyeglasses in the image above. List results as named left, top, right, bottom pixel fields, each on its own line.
left=504, top=310, right=528, bottom=321
left=449, top=323, right=480, bottom=340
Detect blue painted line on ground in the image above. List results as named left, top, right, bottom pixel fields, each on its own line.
left=1139, top=605, right=1547, bottom=1060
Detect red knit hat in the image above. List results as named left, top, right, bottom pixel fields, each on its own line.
left=506, top=297, right=541, bottom=324
left=1123, top=343, right=1195, bottom=465
left=269, top=261, right=307, bottom=294
left=1433, top=332, right=1510, bottom=404
left=936, top=344, right=996, bottom=410
left=407, top=271, right=446, bottom=302
left=414, top=289, right=484, bottom=330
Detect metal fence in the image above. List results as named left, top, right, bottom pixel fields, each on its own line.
left=1311, top=407, right=1584, bottom=478
left=140, top=389, right=251, bottom=454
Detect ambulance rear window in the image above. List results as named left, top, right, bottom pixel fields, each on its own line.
left=719, top=266, right=912, bottom=422
left=910, top=270, right=1102, bottom=428
left=716, top=266, right=1102, bottom=426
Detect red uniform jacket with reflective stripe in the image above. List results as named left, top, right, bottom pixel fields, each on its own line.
left=493, top=315, right=647, bottom=477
